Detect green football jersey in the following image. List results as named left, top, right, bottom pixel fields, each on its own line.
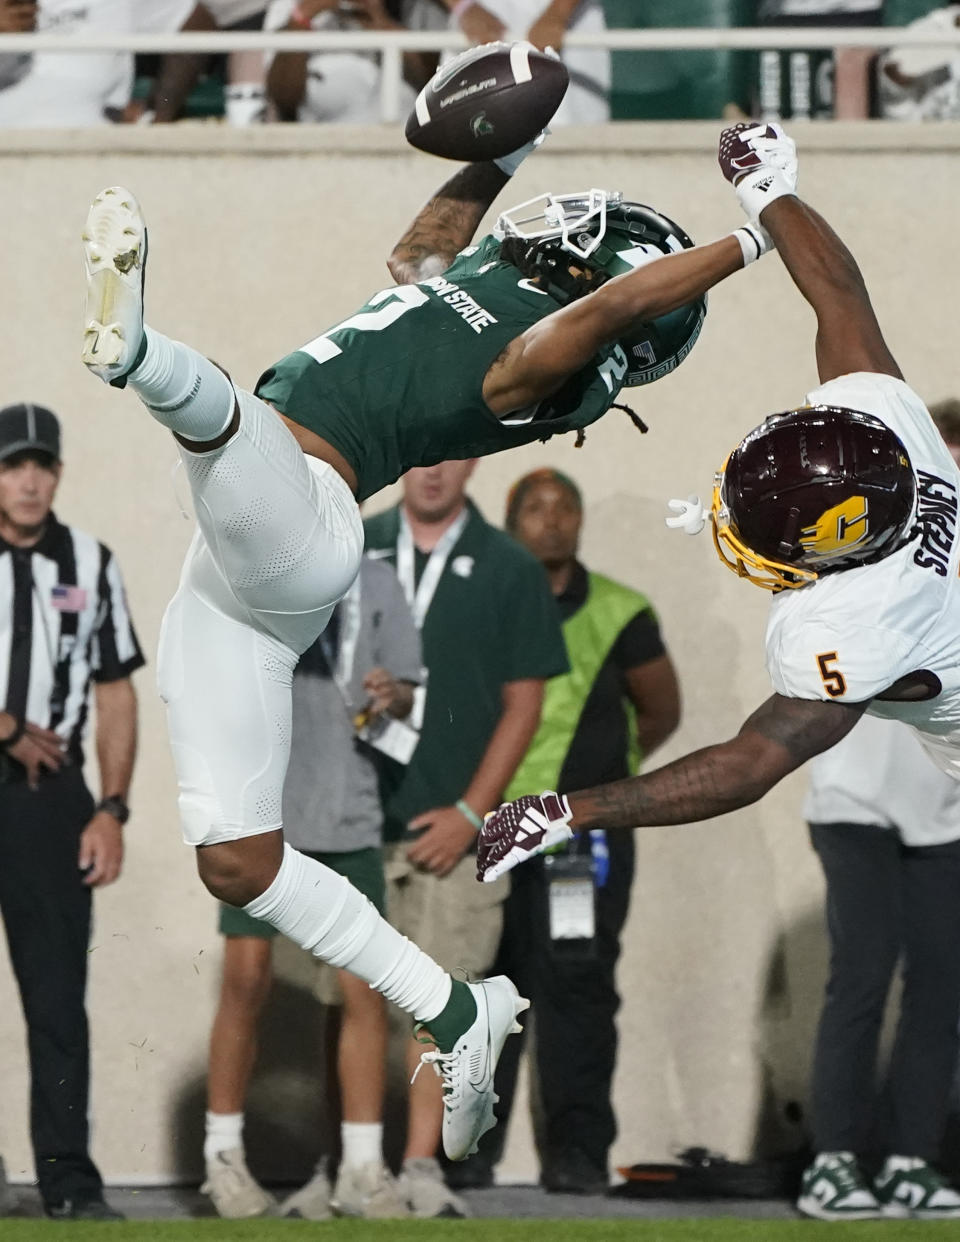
left=256, top=235, right=628, bottom=502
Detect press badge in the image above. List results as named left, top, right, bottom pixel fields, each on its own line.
left=545, top=852, right=596, bottom=952
left=356, top=713, right=420, bottom=765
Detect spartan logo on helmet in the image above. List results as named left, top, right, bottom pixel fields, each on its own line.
left=493, top=189, right=706, bottom=386
left=710, top=406, right=916, bottom=591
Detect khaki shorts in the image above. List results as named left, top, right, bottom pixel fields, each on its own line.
left=218, top=846, right=386, bottom=1006
left=383, top=840, right=508, bottom=978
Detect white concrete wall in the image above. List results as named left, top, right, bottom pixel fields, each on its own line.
left=0, top=121, right=956, bottom=1185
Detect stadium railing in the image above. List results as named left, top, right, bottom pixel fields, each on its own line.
left=0, top=26, right=956, bottom=122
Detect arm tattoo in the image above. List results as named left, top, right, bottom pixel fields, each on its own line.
left=389, top=163, right=510, bottom=285
left=568, top=694, right=868, bottom=831
left=742, top=693, right=866, bottom=759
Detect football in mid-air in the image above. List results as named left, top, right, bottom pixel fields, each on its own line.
left=405, top=42, right=569, bottom=162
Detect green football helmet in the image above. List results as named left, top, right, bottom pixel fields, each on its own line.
left=494, top=189, right=706, bottom=387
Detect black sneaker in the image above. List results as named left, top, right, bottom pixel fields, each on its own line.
left=45, top=1196, right=125, bottom=1221
left=443, top=1152, right=495, bottom=1191
left=541, top=1150, right=609, bottom=1195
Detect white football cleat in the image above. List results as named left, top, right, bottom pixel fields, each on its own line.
left=417, top=975, right=528, bottom=1162
left=81, top=186, right=147, bottom=385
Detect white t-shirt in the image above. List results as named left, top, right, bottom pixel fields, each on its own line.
left=0, top=0, right=135, bottom=126
left=803, top=713, right=960, bottom=846
left=205, top=0, right=266, bottom=22
left=455, top=0, right=609, bottom=125
left=264, top=0, right=434, bottom=122
left=138, top=0, right=265, bottom=29
left=879, top=5, right=960, bottom=122
left=765, top=372, right=960, bottom=779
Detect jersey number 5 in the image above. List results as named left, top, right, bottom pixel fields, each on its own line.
left=816, top=651, right=847, bottom=698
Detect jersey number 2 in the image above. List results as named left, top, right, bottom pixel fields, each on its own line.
left=816, top=651, right=847, bottom=698
left=301, top=285, right=430, bottom=366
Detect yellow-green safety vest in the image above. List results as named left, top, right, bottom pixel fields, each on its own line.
left=505, top=572, right=652, bottom=801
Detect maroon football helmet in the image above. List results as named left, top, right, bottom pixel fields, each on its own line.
left=711, top=405, right=917, bottom=591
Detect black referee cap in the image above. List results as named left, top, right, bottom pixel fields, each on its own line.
left=0, top=403, right=61, bottom=463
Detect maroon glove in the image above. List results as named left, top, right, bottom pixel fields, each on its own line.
left=718, top=121, right=779, bottom=183
left=718, top=121, right=798, bottom=225
left=476, top=791, right=574, bottom=883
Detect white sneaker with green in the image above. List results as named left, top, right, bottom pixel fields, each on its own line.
left=796, top=1152, right=882, bottom=1220
left=874, top=1156, right=960, bottom=1219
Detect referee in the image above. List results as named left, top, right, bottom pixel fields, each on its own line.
left=0, top=403, right=144, bottom=1222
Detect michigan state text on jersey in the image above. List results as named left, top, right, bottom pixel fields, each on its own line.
left=255, top=237, right=627, bottom=503
left=256, top=192, right=707, bottom=503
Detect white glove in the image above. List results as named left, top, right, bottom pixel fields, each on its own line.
left=476, top=791, right=574, bottom=882
left=718, top=122, right=798, bottom=226
left=665, top=495, right=707, bottom=536
left=494, top=126, right=549, bottom=177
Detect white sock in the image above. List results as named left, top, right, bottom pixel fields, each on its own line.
left=244, top=844, right=451, bottom=1023
left=341, top=1122, right=383, bottom=1168
left=225, top=83, right=266, bottom=126
left=204, top=1111, right=244, bottom=1161
left=129, top=328, right=235, bottom=443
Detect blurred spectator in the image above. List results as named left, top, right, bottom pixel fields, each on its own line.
left=605, top=0, right=754, bottom=123
left=878, top=4, right=960, bottom=120
left=132, top=1, right=269, bottom=125
left=201, top=556, right=422, bottom=1220
left=452, top=468, right=680, bottom=1194
left=756, top=0, right=883, bottom=120
left=796, top=715, right=960, bottom=1220
left=439, top=0, right=609, bottom=124
left=264, top=0, right=442, bottom=123
left=0, top=1, right=34, bottom=95
left=363, top=460, right=567, bottom=1217
left=929, top=399, right=960, bottom=461
left=0, top=0, right=136, bottom=126
left=0, top=403, right=143, bottom=1220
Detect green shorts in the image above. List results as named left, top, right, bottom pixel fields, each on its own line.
left=218, top=846, right=386, bottom=938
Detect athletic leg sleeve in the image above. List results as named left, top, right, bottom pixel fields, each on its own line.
left=157, top=566, right=298, bottom=845
left=244, top=844, right=452, bottom=1023
left=128, top=328, right=236, bottom=443
left=156, top=389, right=363, bottom=844
left=178, top=387, right=362, bottom=652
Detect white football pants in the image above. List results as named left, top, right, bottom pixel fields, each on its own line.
left=157, top=387, right=364, bottom=846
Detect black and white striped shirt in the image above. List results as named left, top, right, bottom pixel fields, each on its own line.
left=0, top=513, right=144, bottom=761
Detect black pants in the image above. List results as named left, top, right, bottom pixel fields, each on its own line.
left=0, top=765, right=102, bottom=1205
left=478, top=834, right=635, bottom=1176
left=809, top=822, right=960, bottom=1162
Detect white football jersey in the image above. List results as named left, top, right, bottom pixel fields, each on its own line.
left=764, top=371, right=960, bottom=778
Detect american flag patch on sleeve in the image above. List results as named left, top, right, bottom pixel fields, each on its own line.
left=51, top=584, right=88, bottom=612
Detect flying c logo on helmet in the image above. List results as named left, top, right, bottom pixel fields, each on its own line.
left=799, top=496, right=870, bottom=561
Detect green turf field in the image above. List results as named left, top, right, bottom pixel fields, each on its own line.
left=2, top=1220, right=958, bottom=1241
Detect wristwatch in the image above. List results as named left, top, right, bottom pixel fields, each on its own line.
left=96, top=795, right=130, bottom=825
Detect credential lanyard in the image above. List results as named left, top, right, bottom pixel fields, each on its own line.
left=396, top=507, right=469, bottom=630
